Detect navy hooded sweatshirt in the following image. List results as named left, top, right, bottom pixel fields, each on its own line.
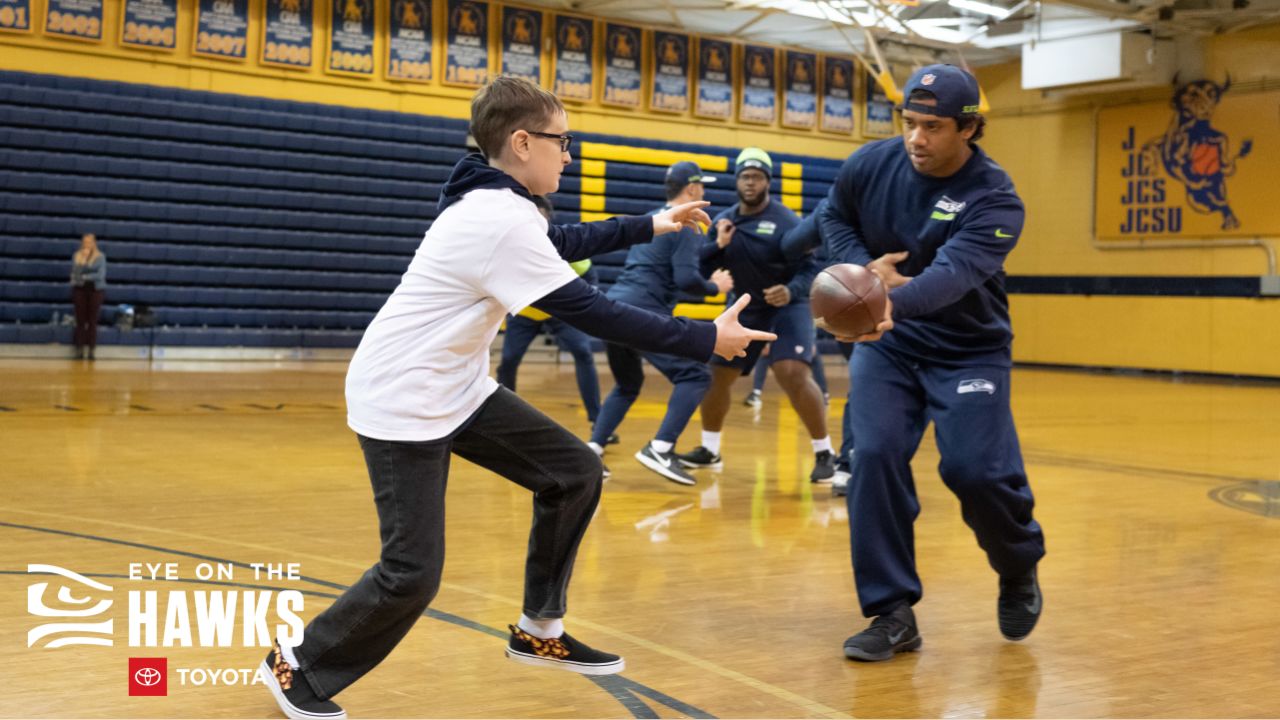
left=437, top=154, right=717, bottom=362
left=819, top=139, right=1024, bottom=365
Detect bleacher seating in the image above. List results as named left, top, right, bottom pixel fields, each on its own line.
left=0, top=70, right=840, bottom=349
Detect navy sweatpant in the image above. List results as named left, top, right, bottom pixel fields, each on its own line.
left=846, top=342, right=1045, bottom=617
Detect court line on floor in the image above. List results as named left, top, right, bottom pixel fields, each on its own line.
left=0, top=508, right=851, bottom=719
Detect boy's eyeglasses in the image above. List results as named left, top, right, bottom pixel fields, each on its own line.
left=525, top=131, right=574, bottom=152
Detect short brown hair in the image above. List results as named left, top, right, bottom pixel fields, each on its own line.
left=470, top=76, right=565, bottom=160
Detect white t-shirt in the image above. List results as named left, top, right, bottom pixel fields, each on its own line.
left=345, top=188, right=578, bottom=441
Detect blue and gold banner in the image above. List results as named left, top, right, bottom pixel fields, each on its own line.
left=328, top=0, right=374, bottom=76
left=862, top=67, right=895, bottom=138
left=603, top=23, right=641, bottom=108
left=553, top=14, right=593, bottom=102
left=0, top=0, right=33, bottom=33
left=194, top=0, right=248, bottom=61
left=500, top=5, right=541, bottom=84
left=1096, top=84, right=1278, bottom=239
left=783, top=50, right=816, bottom=129
left=262, top=0, right=314, bottom=69
left=820, top=56, right=853, bottom=134
left=740, top=44, right=776, bottom=125
left=694, top=38, right=731, bottom=120
left=444, top=0, right=487, bottom=86
left=650, top=31, right=688, bottom=113
left=387, top=0, right=431, bottom=82
left=120, top=0, right=176, bottom=51
left=44, top=0, right=102, bottom=42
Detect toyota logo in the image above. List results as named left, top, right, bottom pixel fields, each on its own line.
left=134, top=667, right=162, bottom=686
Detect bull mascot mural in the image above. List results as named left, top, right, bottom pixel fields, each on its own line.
left=1144, top=76, right=1253, bottom=230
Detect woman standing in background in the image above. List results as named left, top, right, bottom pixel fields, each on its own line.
left=70, top=233, right=106, bottom=360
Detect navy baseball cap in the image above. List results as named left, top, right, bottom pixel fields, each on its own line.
left=666, top=161, right=716, bottom=187
left=900, top=64, right=981, bottom=118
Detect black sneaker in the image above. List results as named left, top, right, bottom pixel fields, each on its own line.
left=258, top=641, right=346, bottom=720
left=743, top=390, right=762, bottom=408
left=998, top=567, right=1042, bottom=641
left=635, top=443, right=696, bottom=486
left=843, top=604, right=922, bottom=662
left=810, top=450, right=836, bottom=483
left=606, top=433, right=620, bottom=445
left=601, top=462, right=611, bottom=479
left=505, top=625, right=625, bottom=675
left=675, top=446, right=723, bottom=471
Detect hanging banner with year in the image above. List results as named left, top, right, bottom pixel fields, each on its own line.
left=0, top=0, right=32, bottom=33
left=387, top=0, right=431, bottom=82
left=553, top=14, right=593, bottom=102
left=44, top=0, right=103, bottom=42
left=444, top=0, right=488, bottom=87
left=194, top=0, right=248, bottom=61
left=782, top=50, right=816, bottom=129
left=327, top=0, right=374, bottom=76
left=499, top=5, right=541, bottom=84
left=602, top=22, right=641, bottom=108
left=694, top=38, right=732, bottom=120
left=650, top=31, right=689, bottom=113
left=261, top=0, right=314, bottom=70
left=820, top=56, right=854, bottom=134
left=739, top=44, right=777, bottom=125
left=121, top=0, right=177, bottom=51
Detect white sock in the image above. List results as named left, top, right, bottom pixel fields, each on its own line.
left=517, top=614, right=564, bottom=640
left=811, top=436, right=833, bottom=453
left=650, top=439, right=674, bottom=453
left=701, top=431, right=722, bottom=455
left=587, top=441, right=604, bottom=456
left=279, top=641, right=301, bottom=670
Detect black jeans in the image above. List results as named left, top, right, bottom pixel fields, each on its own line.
left=71, top=283, right=103, bottom=349
left=295, top=387, right=604, bottom=700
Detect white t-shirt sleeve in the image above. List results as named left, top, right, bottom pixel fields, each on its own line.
left=483, top=223, right=580, bottom=315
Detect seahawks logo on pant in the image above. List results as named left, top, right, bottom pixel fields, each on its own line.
left=957, top=379, right=996, bottom=395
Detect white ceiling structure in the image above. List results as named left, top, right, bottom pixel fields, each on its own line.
left=521, top=0, right=1280, bottom=68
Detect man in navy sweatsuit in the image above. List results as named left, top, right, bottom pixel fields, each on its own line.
left=819, top=65, right=1046, bottom=662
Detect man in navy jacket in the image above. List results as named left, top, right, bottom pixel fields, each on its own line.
left=820, top=65, right=1046, bottom=662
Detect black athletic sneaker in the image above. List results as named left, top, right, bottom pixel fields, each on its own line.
left=743, top=389, right=762, bottom=408
left=635, top=442, right=696, bottom=486
left=998, top=567, right=1042, bottom=641
left=258, top=641, right=346, bottom=720
left=843, top=604, right=922, bottom=662
left=606, top=433, right=620, bottom=445
left=675, top=446, right=723, bottom=471
left=505, top=625, right=625, bottom=675
left=810, top=450, right=836, bottom=483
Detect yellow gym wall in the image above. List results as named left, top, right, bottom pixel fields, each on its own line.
left=976, top=23, right=1280, bottom=377
left=0, top=0, right=857, bottom=159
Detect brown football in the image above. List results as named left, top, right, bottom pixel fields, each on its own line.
left=809, top=264, right=888, bottom=337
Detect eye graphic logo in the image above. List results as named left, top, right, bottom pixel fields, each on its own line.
left=129, top=657, right=168, bottom=696
left=27, top=564, right=114, bottom=648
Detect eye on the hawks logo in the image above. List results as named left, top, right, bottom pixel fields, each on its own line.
left=1143, top=77, right=1253, bottom=230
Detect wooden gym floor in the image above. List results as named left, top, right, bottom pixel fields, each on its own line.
left=1, top=356, right=1278, bottom=718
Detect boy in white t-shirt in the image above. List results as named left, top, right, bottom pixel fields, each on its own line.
left=258, top=76, right=775, bottom=720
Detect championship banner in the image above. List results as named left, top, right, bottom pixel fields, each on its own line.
left=740, top=44, right=776, bottom=125
left=194, top=0, right=248, bottom=61
left=44, top=0, right=102, bottom=42
left=694, top=38, right=731, bottom=120
left=0, top=0, right=32, bottom=33
left=121, top=0, right=176, bottom=50
left=500, top=5, right=541, bottom=84
left=650, top=30, right=689, bottom=113
left=1095, top=83, right=1277, bottom=240
left=820, top=56, right=854, bottom=134
left=327, top=0, right=374, bottom=76
left=553, top=15, right=593, bottom=102
left=387, top=0, right=431, bottom=82
left=444, top=0, right=487, bottom=86
left=861, top=67, right=896, bottom=138
left=261, top=0, right=314, bottom=69
left=602, top=23, right=641, bottom=108
left=782, top=50, right=816, bottom=129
